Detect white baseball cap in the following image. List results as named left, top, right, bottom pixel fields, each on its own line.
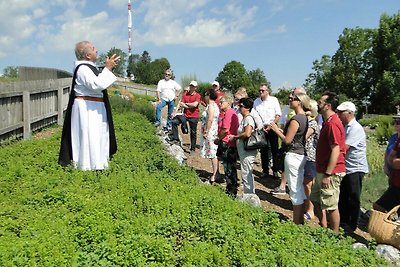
left=337, top=101, right=356, bottom=112
left=189, top=81, right=198, bottom=87
left=212, top=81, right=220, bottom=87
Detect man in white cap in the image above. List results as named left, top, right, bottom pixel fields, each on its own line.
left=170, top=81, right=201, bottom=152
left=202, top=81, right=225, bottom=107
left=336, top=101, right=369, bottom=232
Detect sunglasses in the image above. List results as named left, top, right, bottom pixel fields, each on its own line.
left=165, top=73, right=171, bottom=76
left=288, top=96, right=299, bottom=101
left=259, top=90, right=266, bottom=93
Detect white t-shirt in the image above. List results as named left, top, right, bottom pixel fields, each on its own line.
left=252, top=96, right=282, bottom=128
left=157, top=79, right=182, bottom=101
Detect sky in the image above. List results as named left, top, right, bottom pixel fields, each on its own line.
left=0, top=0, right=398, bottom=91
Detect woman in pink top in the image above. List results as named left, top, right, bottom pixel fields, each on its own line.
left=215, top=96, right=239, bottom=197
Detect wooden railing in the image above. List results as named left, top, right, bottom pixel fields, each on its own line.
left=0, top=78, right=157, bottom=142
left=0, top=78, right=71, bottom=142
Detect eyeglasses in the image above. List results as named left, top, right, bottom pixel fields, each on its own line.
left=165, top=73, right=171, bottom=76
left=288, top=96, right=299, bottom=101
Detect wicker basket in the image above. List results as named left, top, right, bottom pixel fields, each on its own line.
left=368, top=205, right=400, bottom=249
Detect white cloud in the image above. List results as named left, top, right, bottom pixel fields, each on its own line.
left=136, top=0, right=257, bottom=47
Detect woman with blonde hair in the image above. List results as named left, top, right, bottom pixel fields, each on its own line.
left=270, top=92, right=310, bottom=224
left=233, top=87, right=248, bottom=123
left=303, top=99, right=320, bottom=221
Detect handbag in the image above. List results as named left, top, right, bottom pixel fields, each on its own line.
left=244, top=116, right=268, bottom=150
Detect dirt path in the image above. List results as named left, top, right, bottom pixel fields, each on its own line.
left=177, top=122, right=372, bottom=244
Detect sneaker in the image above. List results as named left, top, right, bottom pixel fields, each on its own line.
left=271, top=186, right=286, bottom=195
left=169, top=140, right=181, bottom=146
left=163, top=127, right=171, bottom=133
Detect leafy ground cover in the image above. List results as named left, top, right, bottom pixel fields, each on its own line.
left=0, top=110, right=389, bottom=266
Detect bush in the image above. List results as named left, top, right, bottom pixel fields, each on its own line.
left=0, top=111, right=389, bottom=266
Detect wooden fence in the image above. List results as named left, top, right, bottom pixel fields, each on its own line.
left=0, top=78, right=157, bottom=142
left=0, top=78, right=71, bottom=142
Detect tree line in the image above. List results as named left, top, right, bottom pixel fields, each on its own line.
left=304, top=12, right=400, bottom=115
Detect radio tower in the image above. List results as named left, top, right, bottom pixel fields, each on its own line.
left=127, top=0, right=132, bottom=79
left=127, top=0, right=132, bottom=58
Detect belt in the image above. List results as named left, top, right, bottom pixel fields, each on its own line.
left=75, top=96, right=104, bottom=102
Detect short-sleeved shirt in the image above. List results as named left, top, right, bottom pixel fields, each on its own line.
left=390, top=137, right=400, bottom=187
left=344, top=118, right=369, bottom=174
left=157, top=79, right=181, bottom=101
left=238, top=115, right=256, bottom=134
left=252, top=96, right=282, bottom=127
left=316, top=113, right=346, bottom=174
left=219, top=108, right=239, bottom=147
left=283, top=114, right=308, bottom=155
left=181, top=91, right=201, bottom=118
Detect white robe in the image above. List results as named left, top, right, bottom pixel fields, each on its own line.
left=70, top=61, right=116, bottom=170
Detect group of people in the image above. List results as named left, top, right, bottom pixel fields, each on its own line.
left=154, top=70, right=373, bottom=234
left=59, top=41, right=398, bottom=236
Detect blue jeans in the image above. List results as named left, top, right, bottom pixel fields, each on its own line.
left=155, top=99, right=175, bottom=128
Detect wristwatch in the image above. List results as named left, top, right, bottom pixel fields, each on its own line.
left=324, top=172, right=332, bottom=176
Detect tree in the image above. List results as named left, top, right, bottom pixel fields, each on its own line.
left=330, top=28, right=376, bottom=108
left=304, top=55, right=333, bottom=97
left=370, top=12, right=400, bottom=114
left=97, top=47, right=127, bottom=77
left=2, top=66, right=18, bottom=78
left=215, top=61, right=251, bottom=94
left=246, top=68, right=270, bottom=99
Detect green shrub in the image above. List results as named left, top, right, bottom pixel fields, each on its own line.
left=0, top=111, right=389, bottom=266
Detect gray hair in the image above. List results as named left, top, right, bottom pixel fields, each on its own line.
left=75, top=41, right=91, bottom=60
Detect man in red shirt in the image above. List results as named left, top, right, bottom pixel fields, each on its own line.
left=310, top=91, right=346, bottom=234
left=170, top=81, right=201, bottom=152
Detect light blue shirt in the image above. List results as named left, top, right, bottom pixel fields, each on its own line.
left=344, top=118, right=369, bottom=174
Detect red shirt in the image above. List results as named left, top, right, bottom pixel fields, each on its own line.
left=390, top=137, right=400, bottom=187
left=181, top=91, right=201, bottom=118
left=316, top=113, right=346, bottom=174
left=219, top=108, right=239, bottom=147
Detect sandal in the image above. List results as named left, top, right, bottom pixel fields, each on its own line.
left=304, top=212, right=313, bottom=221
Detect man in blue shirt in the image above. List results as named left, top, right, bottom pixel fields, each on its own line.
left=337, top=101, right=369, bottom=232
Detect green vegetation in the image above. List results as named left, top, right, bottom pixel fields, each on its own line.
left=305, top=12, right=400, bottom=114
left=0, top=99, right=389, bottom=266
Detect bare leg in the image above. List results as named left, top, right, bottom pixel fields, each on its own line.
left=313, top=202, right=327, bottom=228
left=303, top=178, right=314, bottom=218
left=327, top=209, right=340, bottom=234
left=210, top=157, right=219, bottom=182
left=293, top=204, right=305, bottom=225
left=279, top=172, right=287, bottom=189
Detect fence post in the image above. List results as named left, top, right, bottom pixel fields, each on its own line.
left=23, top=91, right=31, bottom=140
left=57, top=87, right=64, bottom=125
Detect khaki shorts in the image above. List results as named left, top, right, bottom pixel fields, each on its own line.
left=310, top=172, right=345, bottom=210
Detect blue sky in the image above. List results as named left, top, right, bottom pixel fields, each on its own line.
left=0, top=0, right=398, bottom=91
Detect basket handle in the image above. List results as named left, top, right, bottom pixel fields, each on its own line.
left=384, top=204, right=400, bottom=221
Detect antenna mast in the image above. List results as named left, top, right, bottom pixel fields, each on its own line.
left=128, top=0, right=132, bottom=58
